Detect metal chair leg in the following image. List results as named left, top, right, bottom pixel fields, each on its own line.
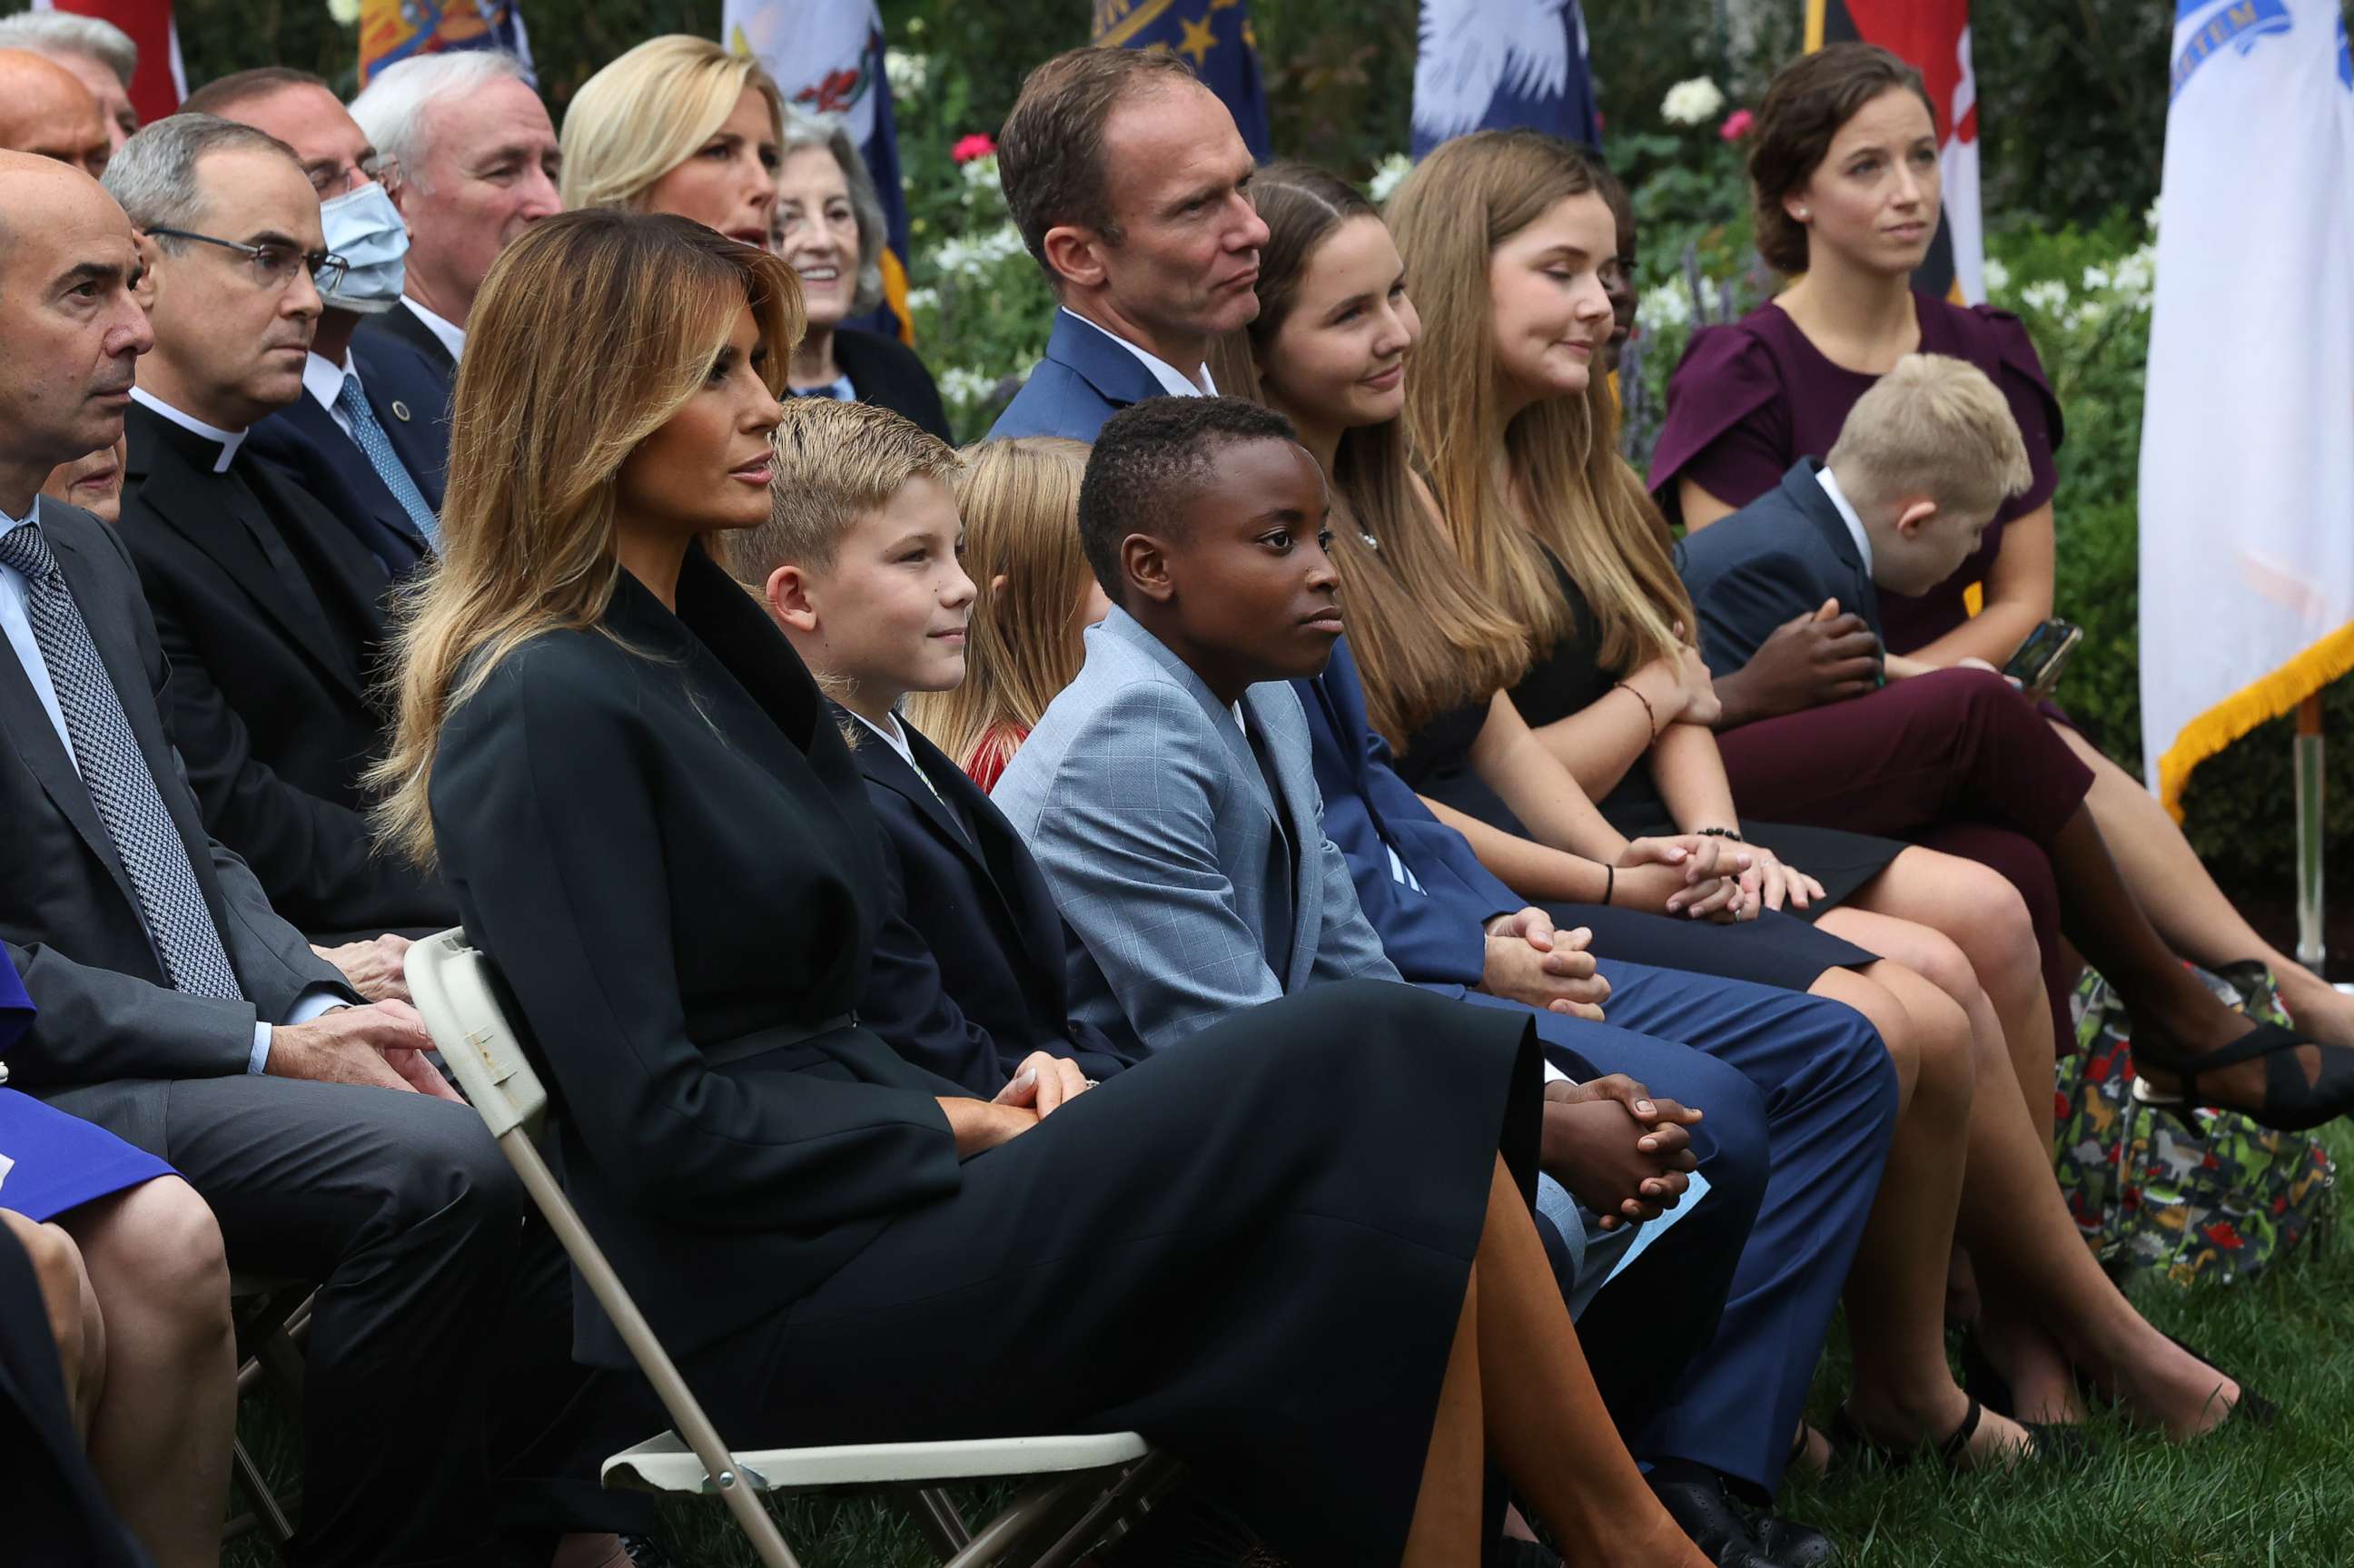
left=903, top=1485, right=975, bottom=1558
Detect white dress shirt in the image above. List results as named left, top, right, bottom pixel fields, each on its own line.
left=1062, top=308, right=1218, bottom=398
left=402, top=297, right=466, bottom=364
left=1816, top=466, right=1874, bottom=575
left=302, top=349, right=364, bottom=441
left=128, top=387, right=244, bottom=471
left=848, top=708, right=923, bottom=774
left=0, top=499, right=339, bottom=1070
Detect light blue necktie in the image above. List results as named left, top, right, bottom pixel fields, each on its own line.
left=335, top=373, right=439, bottom=550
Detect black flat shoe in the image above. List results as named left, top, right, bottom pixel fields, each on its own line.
left=2157, top=1331, right=2281, bottom=1430
left=1829, top=1397, right=2081, bottom=1475
left=2130, top=1019, right=2354, bottom=1131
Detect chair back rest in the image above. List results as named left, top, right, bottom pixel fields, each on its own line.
left=405, top=928, right=549, bottom=1139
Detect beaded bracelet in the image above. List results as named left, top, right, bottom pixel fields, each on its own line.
left=1612, top=680, right=1659, bottom=738
left=1696, top=826, right=1744, bottom=842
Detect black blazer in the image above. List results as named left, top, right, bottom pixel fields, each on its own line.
left=0, top=501, right=354, bottom=1124
left=119, top=401, right=456, bottom=940
left=1676, top=458, right=1885, bottom=677
left=244, top=333, right=450, bottom=578
left=845, top=706, right=1138, bottom=1093
left=429, top=548, right=969, bottom=1366
left=833, top=327, right=954, bottom=443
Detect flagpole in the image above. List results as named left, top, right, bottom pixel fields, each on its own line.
left=2296, top=693, right=2327, bottom=968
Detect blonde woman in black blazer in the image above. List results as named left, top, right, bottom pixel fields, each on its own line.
left=374, top=207, right=1722, bottom=1568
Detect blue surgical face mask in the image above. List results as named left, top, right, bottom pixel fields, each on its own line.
left=318, top=181, right=409, bottom=314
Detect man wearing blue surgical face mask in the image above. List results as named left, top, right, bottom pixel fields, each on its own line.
left=183, top=68, right=450, bottom=579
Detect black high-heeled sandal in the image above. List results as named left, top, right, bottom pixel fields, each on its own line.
left=2129, top=1019, right=2354, bottom=1132
left=1828, top=1397, right=2083, bottom=1475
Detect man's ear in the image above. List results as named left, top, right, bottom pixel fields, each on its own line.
left=1040, top=223, right=1110, bottom=293
left=765, top=562, right=822, bottom=635
left=1121, top=532, right=1176, bottom=606
left=1892, top=498, right=1939, bottom=537
left=131, top=232, right=162, bottom=311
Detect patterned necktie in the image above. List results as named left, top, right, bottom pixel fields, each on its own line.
left=0, top=521, right=244, bottom=1000
left=335, top=373, right=439, bottom=550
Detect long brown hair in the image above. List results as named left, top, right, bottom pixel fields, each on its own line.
left=371, top=209, right=803, bottom=866
left=1390, top=129, right=1690, bottom=676
left=1210, top=161, right=1527, bottom=747
left=900, top=437, right=1093, bottom=774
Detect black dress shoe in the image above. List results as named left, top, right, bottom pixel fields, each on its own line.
left=1752, top=1514, right=1837, bottom=1568
left=618, top=1536, right=678, bottom=1568
left=1647, top=1472, right=1786, bottom=1568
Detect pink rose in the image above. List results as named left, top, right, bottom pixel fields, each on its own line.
left=952, top=133, right=997, bottom=163
left=1718, top=109, right=1755, bottom=143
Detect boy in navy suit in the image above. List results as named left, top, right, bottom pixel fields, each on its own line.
left=730, top=399, right=1134, bottom=1100
left=1677, top=352, right=2033, bottom=681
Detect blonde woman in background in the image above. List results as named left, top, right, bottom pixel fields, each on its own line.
left=559, top=35, right=781, bottom=246
left=903, top=436, right=1107, bottom=790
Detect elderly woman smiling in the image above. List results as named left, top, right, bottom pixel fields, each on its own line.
left=768, top=106, right=951, bottom=440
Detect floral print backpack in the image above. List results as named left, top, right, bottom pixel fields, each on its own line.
left=2054, top=962, right=2337, bottom=1286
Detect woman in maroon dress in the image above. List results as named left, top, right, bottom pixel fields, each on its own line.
left=1649, top=41, right=2354, bottom=1058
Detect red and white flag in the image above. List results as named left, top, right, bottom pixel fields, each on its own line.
left=1808, top=0, right=1983, bottom=303
left=34, top=0, right=183, bottom=122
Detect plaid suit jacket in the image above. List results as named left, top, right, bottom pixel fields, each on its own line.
left=991, top=609, right=1400, bottom=1053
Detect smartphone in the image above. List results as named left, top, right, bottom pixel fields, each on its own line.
left=2002, top=618, right=2082, bottom=697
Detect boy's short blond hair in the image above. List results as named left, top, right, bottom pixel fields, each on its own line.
left=1828, top=353, right=2033, bottom=522
left=726, top=399, right=964, bottom=582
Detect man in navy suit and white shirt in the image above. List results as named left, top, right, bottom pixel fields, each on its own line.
left=348, top=49, right=564, bottom=397
left=185, top=69, right=451, bottom=578
left=986, top=46, right=1267, bottom=440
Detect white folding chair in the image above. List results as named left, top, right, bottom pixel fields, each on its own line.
left=405, top=929, right=1177, bottom=1568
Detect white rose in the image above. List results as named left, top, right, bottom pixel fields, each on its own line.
left=1367, top=153, right=1414, bottom=204
left=1638, top=280, right=1695, bottom=331
left=1661, top=77, right=1726, bottom=127
left=1981, top=256, right=2011, bottom=298
left=2020, top=279, right=2070, bottom=317
left=885, top=49, right=929, bottom=99
left=326, top=0, right=360, bottom=25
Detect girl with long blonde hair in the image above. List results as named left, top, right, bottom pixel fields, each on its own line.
left=1389, top=129, right=2261, bottom=1465
left=900, top=437, right=1104, bottom=788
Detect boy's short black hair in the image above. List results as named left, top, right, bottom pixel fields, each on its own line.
left=1078, top=396, right=1301, bottom=602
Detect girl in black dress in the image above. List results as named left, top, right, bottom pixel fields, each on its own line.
left=371, top=208, right=1723, bottom=1568
left=1384, top=133, right=2265, bottom=1461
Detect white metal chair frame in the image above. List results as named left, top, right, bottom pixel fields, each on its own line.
left=405, top=929, right=1177, bottom=1568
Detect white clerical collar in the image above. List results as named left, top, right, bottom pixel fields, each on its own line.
left=129, top=387, right=243, bottom=472
left=1062, top=308, right=1217, bottom=398
left=1816, top=465, right=1873, bottom=575
left=404, top=297, right=467, bottom=362
left=302, top=348, right=361, bottom=419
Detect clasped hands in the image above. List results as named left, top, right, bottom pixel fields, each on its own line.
left=939, top=1050, right=1095, bottom=1159
left=1541, top=1074, right=1703, bottom=1232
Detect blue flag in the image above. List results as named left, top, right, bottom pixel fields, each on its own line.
left=727, top=0, right=915, bottom=340
left=1093, top=0, right=1273, bottom=160
left=1409, top=0, right=1597, bottom=156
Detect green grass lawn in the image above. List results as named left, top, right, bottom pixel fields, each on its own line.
left=223, top=1123, right=2354, bottom=1568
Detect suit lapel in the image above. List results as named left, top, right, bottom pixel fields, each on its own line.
left=1787, top=462, right=1882, bottom=634
left=846, top=709, right=983, bottom=863
left=1045, top=311, right=1172, bottom=413
left=128, top=412, right=368, bottom=699
left=1241, top=685, right=1319, bottom=985
left=276, top=394, right=431, bottom=557
left=904, top=722, right=1072, bottom=987
left=0, top=576, right=143, bottom=916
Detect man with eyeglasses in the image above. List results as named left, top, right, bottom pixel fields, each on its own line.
left=1, top=145, right=627, bottom=1568
left=182, top=68, right=450, bottom=581
left=106, top=114, right=459, bottom=953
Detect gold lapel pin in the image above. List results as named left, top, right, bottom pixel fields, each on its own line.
left=390, top=400, right=412, bottom=422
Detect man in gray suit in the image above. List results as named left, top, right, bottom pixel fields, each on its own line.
left=0, top=151, right=620, bottom=1568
